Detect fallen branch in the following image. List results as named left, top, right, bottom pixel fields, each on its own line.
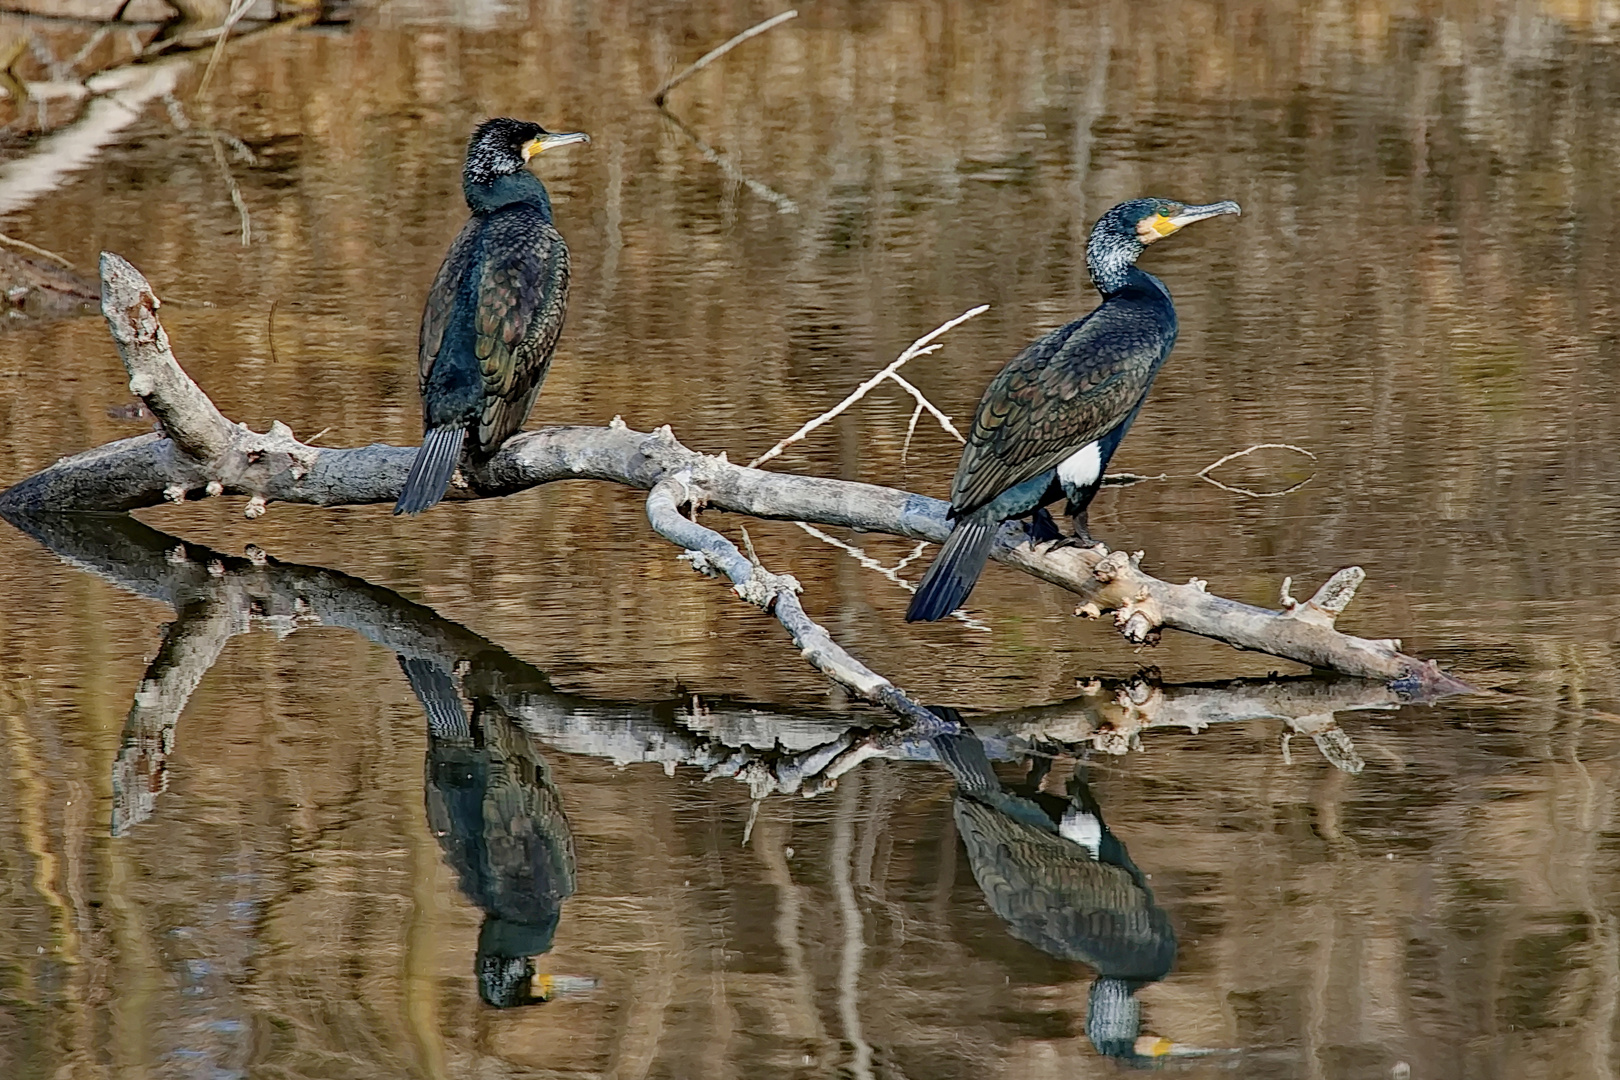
left=0, top=254, right=1474, bottom=695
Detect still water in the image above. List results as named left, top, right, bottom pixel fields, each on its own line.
left=2, top=0, right=1620, bottom=1076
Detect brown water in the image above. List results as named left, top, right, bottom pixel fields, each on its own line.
left=3, top=0, right=1620, bottom=1076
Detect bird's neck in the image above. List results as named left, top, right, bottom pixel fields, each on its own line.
left=464, top=170, right=554, bottom=219
left=1086, top=233, right=1147, bottom=295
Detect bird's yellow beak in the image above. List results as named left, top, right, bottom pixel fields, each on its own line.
left=1140, top=200, right=1242, bottom=242
left=522, top=131, right=591, bottom=161
left=529, top=972, right=600, bottom=1001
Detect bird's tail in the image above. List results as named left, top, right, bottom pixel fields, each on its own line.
left=930, top=725, right=1001, bottom=797
left=397, top=656, right=471, bottom=740
left=394, top=426, right=466, bottom=515
left=906, top=509, right=996, bottom=622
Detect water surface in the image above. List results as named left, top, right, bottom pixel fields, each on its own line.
left=1, top=1, right=1619, bottom=1077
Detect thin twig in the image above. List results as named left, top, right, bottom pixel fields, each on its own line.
left=207, top=129, right=251, bottom=246
left=193, top=0, right=258, bottom=103
left=795, top=522, right=990, bottom=632
left=0, top=231, right=75, bottom=270
left=900, top=402, right=924, bottom=465
left=749, top=304, right=988, bottom=468
left=886, top=370, right=964, bottom=443
left=266, top=298, right=278, bottom=365
left=652, top=9, right=798, bottom=106
left=1195, top=442, right=1316, bottom=498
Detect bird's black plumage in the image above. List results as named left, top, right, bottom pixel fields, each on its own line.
left=931, top=721, right=1179, bottom=1063
left=401, top=657, right=579, bottom=1008
left=395, top=117, right=589, bottom=515
left=906, top=197, right=1240, bottom=621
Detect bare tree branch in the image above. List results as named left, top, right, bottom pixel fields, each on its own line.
left=0, top=255, right=1475, bottom=695
left=646, top=476, right=948, bottom=727
left=749, top=303, right=987, bottom=468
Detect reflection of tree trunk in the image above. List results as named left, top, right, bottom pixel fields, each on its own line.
left=832, top=772, right=874, bottom=1080
left=753, top=812, right=834, bottom=1059
left=112, top=596, right=238, bottom=835
left=3, top=509, right=1434, bottom=843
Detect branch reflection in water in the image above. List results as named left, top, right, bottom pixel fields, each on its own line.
left=2, top=510, right=1440, bottom=1055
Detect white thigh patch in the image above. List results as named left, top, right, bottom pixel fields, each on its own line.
left=1059, top=807, right=1103, bottom=857
left=1057, top=441, right=1102, bottom=491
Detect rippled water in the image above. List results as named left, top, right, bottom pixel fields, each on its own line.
left=2, top=1, right=1620, bottom=1077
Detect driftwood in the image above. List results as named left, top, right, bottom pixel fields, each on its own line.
left=0, top=254, right=1474, bottom=714
left=1, top=511, right=1425, bottom=836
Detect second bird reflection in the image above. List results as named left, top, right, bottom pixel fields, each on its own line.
left=932, top=718, right=1184, bottom=1064
left=400, top=656, right=596, bottom=1008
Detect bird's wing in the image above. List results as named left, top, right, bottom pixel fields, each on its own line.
left=949, top=303, right=1170, bottom=514
left=418, top=217, right=483, bottom=387
left=473, top=209, right=570, bottom=453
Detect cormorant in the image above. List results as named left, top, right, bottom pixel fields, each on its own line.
left=401, top=657, right=594, bottom=1007
left=394, top=117, right=589, bottom=515
left=930, top=721, right=1182, bottom=1064
left=905, top=197, right=1240, bottom=621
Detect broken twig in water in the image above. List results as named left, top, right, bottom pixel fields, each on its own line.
left=0, top=230, right=76, bottom=270
left=652, top=9, right=799, bottom=106
left=1196, top=442, right=1316, bottom=497
left=749, top=304, right=987, bottom=468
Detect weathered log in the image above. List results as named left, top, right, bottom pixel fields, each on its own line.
left=0, top=254, right=1475, bottom=696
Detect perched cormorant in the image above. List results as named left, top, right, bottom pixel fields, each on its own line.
left=905, top=197, right=1240, bottom=621
left=930, top=721, right=1183, bottom=1064
left=394, top=117, right=589, bottom=515
left=401, top=657, right=594, bottom=1008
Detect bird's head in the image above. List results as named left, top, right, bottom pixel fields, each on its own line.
left=1086, top=197, right=1241, bottom=294
left=475, top=915, right=598, bottom=1008
left=464, top=117, right=590, bottom=188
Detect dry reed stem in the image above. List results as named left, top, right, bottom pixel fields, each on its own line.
left=748, top=304, right=988, bottom=468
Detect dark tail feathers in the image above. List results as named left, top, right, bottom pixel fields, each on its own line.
left=394, top=426, right=467, bottom=515
left=398, top=656, right=472, bottom=741
left=905, top=510, right=996, bottom=622
left=931, top=726, right=1001, bottom=797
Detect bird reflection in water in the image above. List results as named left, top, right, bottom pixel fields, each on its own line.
left=399, top=656, right=597, bottom=1008
left=932, top=716, right=1207, bottom=1065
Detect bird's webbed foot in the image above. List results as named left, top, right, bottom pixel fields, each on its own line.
left=1046, top=508, right=1106, bottom=552
left=1026, top=507, right=1064, bottom=546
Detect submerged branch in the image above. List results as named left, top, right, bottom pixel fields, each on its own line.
left=0, top=254, right=1474, bottom=695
